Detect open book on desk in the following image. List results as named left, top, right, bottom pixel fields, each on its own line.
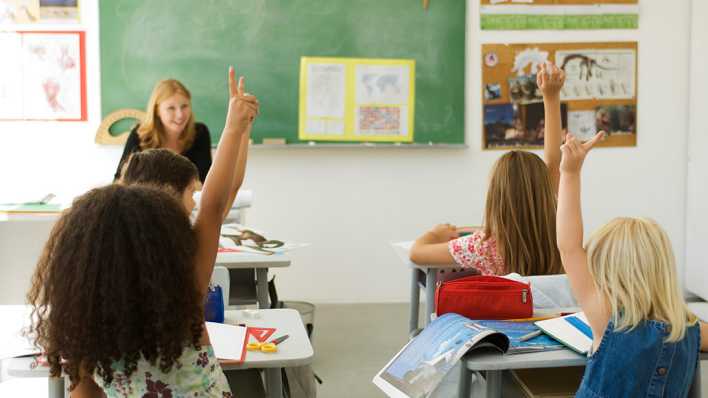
left=373, top=313, right=564, bottom=398
left=535, top=312, right=593, bottom=355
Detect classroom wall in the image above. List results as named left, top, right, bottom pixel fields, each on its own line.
left=685, top=0, right=708, bottom=301
left=0, top=0, right=696, bottom=304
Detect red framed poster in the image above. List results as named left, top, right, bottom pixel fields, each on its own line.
left=0, top=30, right=86, bottom=121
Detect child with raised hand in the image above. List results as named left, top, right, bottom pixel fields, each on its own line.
left=27, top=66, right=258, bottom=397
left=556, top=131, right=707, bottom=397
left=410, top=63, right=565, bottom=277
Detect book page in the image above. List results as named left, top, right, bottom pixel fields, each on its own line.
left=373, top=313, right=504, bottom=398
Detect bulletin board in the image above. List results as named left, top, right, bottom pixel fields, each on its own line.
left=481, top=42, right=638, bottom=150
left=480, top=0, right=639, bottom=30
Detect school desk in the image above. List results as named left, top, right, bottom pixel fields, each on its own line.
left=221, top=308, right=314, bottom=398
left=215, top=251, right=291, bottom=309
left=4, top=308, right=313, bottom=398
left=459, top=348, right=707, bottom=398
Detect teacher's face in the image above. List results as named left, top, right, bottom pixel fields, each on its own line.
left=158, top=93, right=191, bottom=136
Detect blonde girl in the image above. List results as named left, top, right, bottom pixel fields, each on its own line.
left=410, top=63, right=565, bottom=276
left=557, top=132, right=707, bottom=397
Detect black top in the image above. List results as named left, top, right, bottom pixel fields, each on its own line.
left=114, top=122, right=213, bottom=183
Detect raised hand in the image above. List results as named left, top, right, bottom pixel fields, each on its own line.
left=225, top=66, right=259, bottom=132
left=537, top=62, right=565, bottom=98
left=560, top=131, right=604, bottom=174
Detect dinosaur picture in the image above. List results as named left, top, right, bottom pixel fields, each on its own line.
left=556, top=49, right=635, bottom=101
left=559, top=54, right=615, bottom=81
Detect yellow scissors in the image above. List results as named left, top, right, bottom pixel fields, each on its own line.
left=247, top=335, right=289, bottom=353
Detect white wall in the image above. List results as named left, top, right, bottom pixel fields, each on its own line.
left=0, top=0, right=696, bottom=304
left=685, top=0, right=708, bottom=301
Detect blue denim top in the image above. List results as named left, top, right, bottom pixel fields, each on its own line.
left=576, top=319, right=701, bottom=398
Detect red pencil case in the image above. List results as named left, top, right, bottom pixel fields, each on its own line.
left=435, top=275, right=532, bottom=320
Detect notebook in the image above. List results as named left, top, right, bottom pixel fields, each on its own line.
left=535, top=312, right=593, bottom=354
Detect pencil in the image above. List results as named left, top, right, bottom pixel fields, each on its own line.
left=518, top=329, right=543, bottom=342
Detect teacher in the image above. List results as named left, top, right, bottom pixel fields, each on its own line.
left=115, top=79, right=212, bottom=183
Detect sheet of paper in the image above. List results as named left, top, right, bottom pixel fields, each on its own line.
left=303, top=63, right=346, bottom=136
left=567, top=110, right=597, bottom=141
left=0, top=32, right=23, bottom=119
left=556, top=49, right=636, bottom=100
left=22, top=32, right=83, bottom=119
left=354, top=64, right=412, bottom=137
left=205, top=322, right=247, bottom=362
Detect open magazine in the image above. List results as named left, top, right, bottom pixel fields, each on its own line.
left=373, top=313, right=564, bottom=398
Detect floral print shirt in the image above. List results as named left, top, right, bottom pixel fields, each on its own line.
left=94, top=345, right=232, bottom=398
left=447, top=230, right=505, bottom=275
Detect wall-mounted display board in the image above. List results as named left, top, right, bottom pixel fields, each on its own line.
left=481, top=42, right=637, bottom=150
left=299, top=57, right=416, bottom=143
left=480, top=0, right=639, bottom=30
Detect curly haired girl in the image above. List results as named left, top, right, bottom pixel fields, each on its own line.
left=27, top=67, right=258, bottom=397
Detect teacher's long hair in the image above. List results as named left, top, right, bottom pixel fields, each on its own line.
left=138, top=79, right=197, bottom=151
left=27, top=184, right=204, bottom=390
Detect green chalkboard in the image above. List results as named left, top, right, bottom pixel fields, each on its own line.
left=100, top=0, right=466, bottom=145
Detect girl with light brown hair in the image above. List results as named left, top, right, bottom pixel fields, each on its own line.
left=114, top=79, right=213, bottom=183
left=410, top=63, right=564, bottom=276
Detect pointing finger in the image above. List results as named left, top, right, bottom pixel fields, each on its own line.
left=237, top=76, right=245, bottom=97
left=229, top=66, right=239, bottom=99
left=582, top=131, right=605, bottom=150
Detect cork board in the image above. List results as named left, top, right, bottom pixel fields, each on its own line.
left=481, top=42, right=638, bottom=150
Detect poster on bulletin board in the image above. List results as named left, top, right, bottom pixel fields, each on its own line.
left=480, top=0, right=639, bottom=30
left=0, top=30, right=87, bottom=121
left=481, top=42, right=637, bottom=150
left=299, top=57, right=415, bottom=143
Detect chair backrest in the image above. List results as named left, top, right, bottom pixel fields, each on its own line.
left=210, top=266, right=230, bottom=307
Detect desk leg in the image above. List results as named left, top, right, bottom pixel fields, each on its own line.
left=485, top=370, right=503, bottom=398
left=49, top=376, right=64, bottom=398
left=265, top=367, right=283, bottom=398
left=458, top=362, right=472, bottom=397
left=425, top=269, right=436, bottom=326
left=409, top=268, right=420, bottom=335
left=256, top=268, right=269, bottom=309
